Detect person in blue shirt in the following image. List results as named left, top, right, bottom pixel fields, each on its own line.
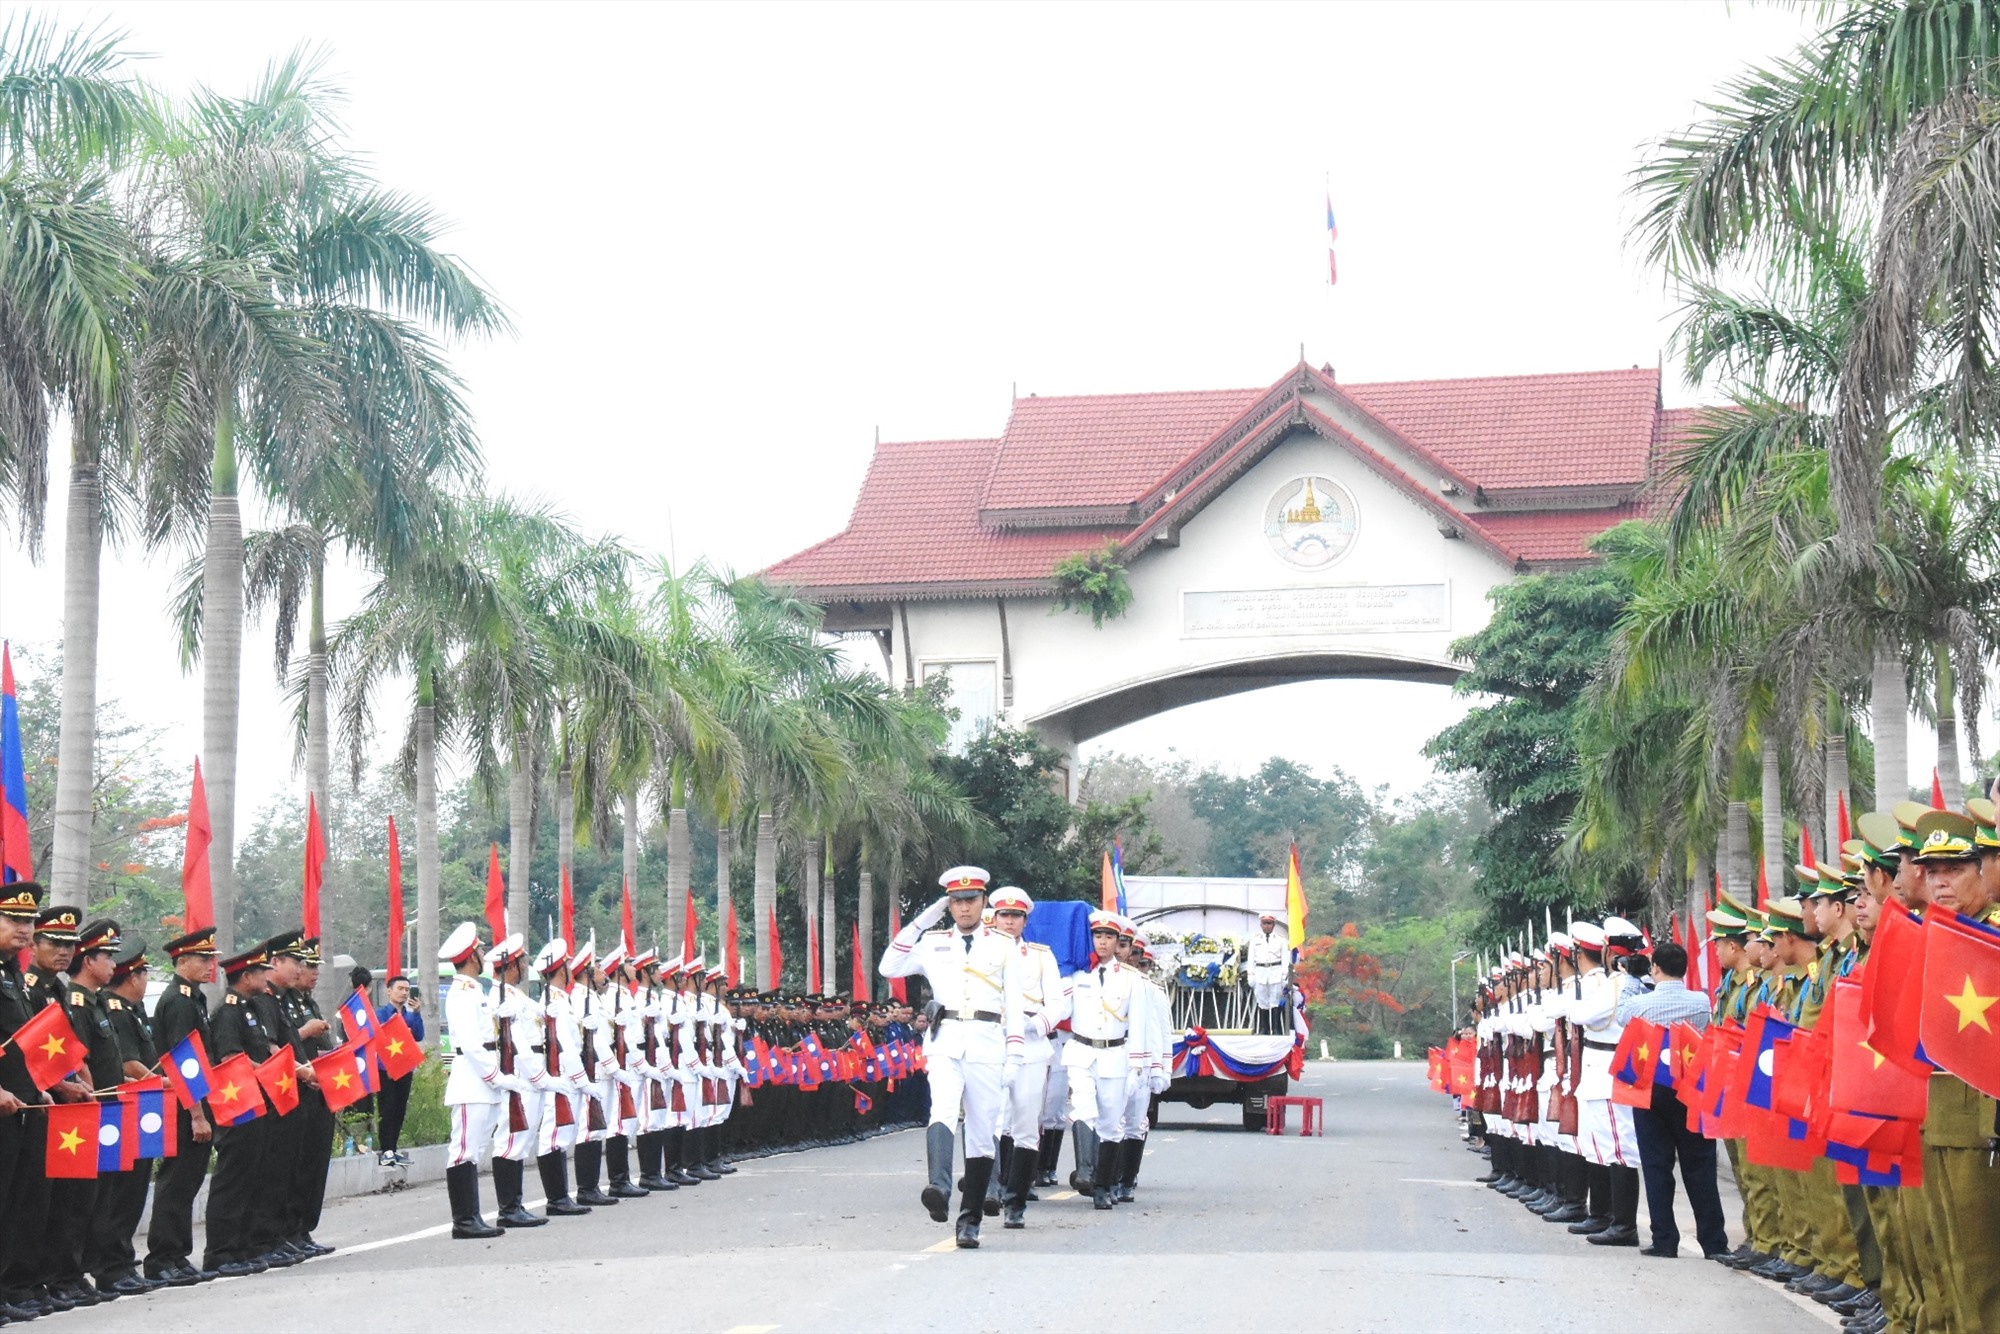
left=375, top=975, right=426, bottom=1166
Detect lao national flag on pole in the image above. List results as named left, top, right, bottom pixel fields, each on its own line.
left=0, top=645, right=31, bottom=884
left=1743, top=1009, right=1795, bottom=1112
left=302, top=794, right=326, bottom=937
left=1325, top=196, right=1339, bottom=286
left=853, top=1086, right=872, bottom=1116
left=386, top=816, right=405, bottom=978
left=181, top=758, right=213, bottom=932
left=163, top=1031, right=214, bottom=1111
left=743, top=1036, right=767, bottom=1088
left=96, top=1096, right=128, bottom=1171
left=126, top=1083, right=172, bottom=1160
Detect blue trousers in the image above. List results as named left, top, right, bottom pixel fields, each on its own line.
left=1632, top=1086, right=1729, bottom=1256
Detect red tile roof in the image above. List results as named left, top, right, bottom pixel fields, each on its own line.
left=765, top=365, right=1682, bottom=598
left=1343, top=367, right=1660, bottom=492
left=981, top=387, right=1265, bottom=512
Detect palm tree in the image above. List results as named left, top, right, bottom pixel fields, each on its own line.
left=0, top=17, right=151, bottom=908
left=130, top=53, right=502, bottom=951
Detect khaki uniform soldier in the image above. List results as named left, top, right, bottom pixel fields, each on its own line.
left=87, top=940, right=161, bottom=1297
left=144, top=926, right=219, bottom=1284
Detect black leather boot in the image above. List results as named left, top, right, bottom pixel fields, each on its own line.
left=922, top=1124, right=954, bottom=1222
left=1589, top=1166, right=1640, bottom=1246
left=1002, top=1145, right=1037, bottom=1228
left=985, top=1137, right=1009, bottom=1217
left=685, top=1127, right=721, bottom=1180
left=574, top=1141, right=617, bottom=1206
left=707, top=1128, right=737, bottom=1175
left=1092, top=1139, right=1119, bottom=1210
left=539, top=1151, right=591, bottom=1215
left=956, top=1157, right=993, bottom=1249
left=1070, top=1122, right=1099, bottom=1192
left=1543, top=1152, right=1588, bottom=1223
left=670, top=1128, right=710, bottom=1183
left=606, top=1137, right=647, bottom=1198
left=1117, top=1138, right=1144, bottom=1202
left=493, top=1158, right=547, bottom=1227
left=1033, top=1128, right=1063, bottom=1188
left=448, top=1163, right=503, bottom=1240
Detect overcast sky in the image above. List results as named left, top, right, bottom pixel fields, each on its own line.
left=12, top=0, right=1943, bottom=828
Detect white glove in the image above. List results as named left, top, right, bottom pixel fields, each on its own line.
left=1149, top=1072, right=1170, bottom=1095
left=1003, top=1056, right=1023, bottom=1085
left=914, top=895, right=950, bottom=931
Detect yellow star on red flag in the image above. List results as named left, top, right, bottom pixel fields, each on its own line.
left=1944, top=975, right=1999, bottom=1034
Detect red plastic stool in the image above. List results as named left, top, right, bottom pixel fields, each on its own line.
left=1264, top=1095, right=1323, bottom=1136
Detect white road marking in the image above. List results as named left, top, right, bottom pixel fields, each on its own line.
left=322, top=1197, right=549, bottom=1259
left=725, top=1325, right=780, bottom=1333
left=1400, top=1178, right=1482, bottom=1187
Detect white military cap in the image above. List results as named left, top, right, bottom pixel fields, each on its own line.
left=438, top=921, right=481, bottom=965
left=484, top=933, right=525, bottom=968
left=533, top=937, right=569, bottom=976
left=988, top=886, right=1033, bottom=914
left=1569, top=921, right=1608, bottom=951
left=938, top=866, right=990, bottom=897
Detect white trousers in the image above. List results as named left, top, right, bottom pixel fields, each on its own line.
left=536, top=1088, right=583, bottom=1155
left=1579, top=1096, right=1641, bottom=1168
left=494, top=1088, right=543, bottom=1161
left=447, top=1100, right=501, bottom=1168
left=928, top=1053, right=1003, bottom=1159
left=1067, top=1066, right=1128, bottom=1142
left=643, top=1075, right=673, bottom=1133
left=1001, top=1057, right=1051, bottom=1143
left=1040, top=1054, right=1071, bottom=1131
left=1119, top=1070, right=1151, bottom=1141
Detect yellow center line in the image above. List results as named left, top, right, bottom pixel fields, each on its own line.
left=1048, top=1190, right=1078, bottom=1200
left=922, top=1238, right=958, bottom=1253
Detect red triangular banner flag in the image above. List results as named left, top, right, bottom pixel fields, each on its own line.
left=302, top=795, right=327, bottom=938
left=484, top=844, right=506, bottom=944
left=386, top=816, right=405, bottom=978
left=181, top=759, right=213, bottom=933
left=768, top=905, right=784, bottom=990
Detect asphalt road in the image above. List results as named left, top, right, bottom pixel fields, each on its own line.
left=59, top=1062, right=1833, bottom=1333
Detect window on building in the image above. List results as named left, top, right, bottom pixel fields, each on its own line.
left=921, top=660, right=999, bottom=752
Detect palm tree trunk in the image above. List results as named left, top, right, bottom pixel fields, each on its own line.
left=802, top=836, right=821, bottom=987
left=754, top=811, right=776, bottom=988
left=667, top=796, right=690, bottom=959
left=1725, top=800, right=1751, bottom=902
left=1688, top=848, right=1711, bottom=965
left=622, top=788, right=640, bottom=950
left=1825, top=724, right=1849, bottom=851
left=1933, top=641, right=1963, bottom=808
left=203, top=406, right=244, bottom=955
left=1872, top=645, right=1909, bottom=812
left=821, top=841, right=836, bottom=998
left=715, top=821, right=732, bottom=957
left=507, top=744, right=533, bottom=938
left=50, top=449, right=101, bottom=909
left=556, top=762, right=575, bottom=945
left=414, top=680, right=440, bottom=1036
left=306, top=553, right=337, bottom=1019
left=856, top=868, right=874, bottom=1002
left=1760, top=732, right=1783, bottom=897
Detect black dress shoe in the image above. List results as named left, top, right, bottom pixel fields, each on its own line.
left=48, top=1283, right=97, bottom=1308
left=1814, top=1283, right=1865, bottom=1307
left=0, top=1301, right=37, bottom=1321
left=263, top=1249, right=303, bottom=1268
left=954, top=1217, right=980, bottom=1249
left=710, top=1160, right=737, bottom=1174
left=1639, top=1244, right=1677, bottom=1258
left=921, top=1186, right=949, bottom=1223
left=451, top=1217, right=504, bottom=1240
left=545, top=1199, right=591, bottom=1216
left=104, top=1277, right=155, bottom=1297
left=214, top=1262, right=258, bottom=1279
left=1831, top=1291, right=1880, bottom=1317
left=1724, top=1248, right=1773, bottom=1270
left=636, top=1174, right=674, bottom=1191
left=496, top=1206, right=547, bottom=1228
left=1542, top=1202, right=1587, bottom=1224
left=609, top=1181, right=649, bottom=1199
left=576, top=1188, right=618, bottom=1206
left=1566, top=1215, right=1611, bottom=1235
left=1587, top=1225, right=1640, bottom=1247
left=161, top=1267, right=203, bottom=1288
left=302, top=1238, right=335, bottom=1257
left=1473, top=1170, right=1501, bottom=1184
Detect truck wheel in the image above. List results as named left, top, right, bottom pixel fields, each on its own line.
left=1242, top=1104, right=1265, bottom=1131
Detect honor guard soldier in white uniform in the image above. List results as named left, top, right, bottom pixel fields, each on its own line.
left=439, top=922, right=504, bottom=1240
left=879, top=866, right=1027, bottom=1250
left=530, top=938, right=590, bottom=1218
left=1246, top=912, right=1290, bottom=1033
left=487, top=935, right=549, bottom=1229
left=699, top=966, right=741, bottom=1177
left=1116, top=930, right=1172, bottom=1202
left=1567, top=920, right=1643, bottom=1246
left=982, top=887, right=1068, bottom=1229
left=1065, top=909, right=1139, bottom=1211
left=666, top=957, right=713, bottom=1183
left=597, top=945, right=649, bottom=1197
left=567, top=940, right=621, bottom=1208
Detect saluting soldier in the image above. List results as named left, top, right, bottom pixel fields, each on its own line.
left=87, top=941, right=161, bottom=1297
left=880, top=866, right=1028, bottom=1249
left=144, top=927, right=219, bottom=1285
left=0, top=884, right=52, bottom=1322
left=438, top=922, right=503, bottom=1240
left=43, top=917, right=124, bottom=1308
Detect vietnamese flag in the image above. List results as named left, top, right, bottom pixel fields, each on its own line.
left=560, top=864, right=575, bottom=956
left=12, top=1002, right=86, bottom=1090
left=1668, top=1022, right=1702, bottom=1092
left=372, top=1009, right=425, bottom=1082
left=724, top=898, right=741, bottom=986
left=682, top=889, right=699, bottom=966
left=254, top=1050, right=300, bottom=1117
left=302, top=794, right=326, bottom=938
left=1917, top=908, right=2000, bottom=1100
left=1863, top=898, right=1933, bottom=1075
left=208, top=1054, right=265, bottom=1125
left=386, top=816, right=405, bottom=978
left=1610, top=1018, right=1664, bottom=1107
left=313, top=1041, right=370, bottom=1112
left=1829, top=980, right=1928, bottom=1121
left=44, top=1101, right=99, bottom=1179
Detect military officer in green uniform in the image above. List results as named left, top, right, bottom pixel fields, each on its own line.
left=87, top=940, right=162, bottom=1296
left=144, top=927, right=219, bottom=1286
left=0, top=885, right=60, bottom=1320
left=42, top=917, right=124, bottom=1308
left=204, top=941, right=284, bottom=1277
left=277, top=937, right=336, bottom=1258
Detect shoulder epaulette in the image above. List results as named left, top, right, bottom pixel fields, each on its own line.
left=106, top=997, right=123, bottom=1011
left=224, top=993, right=240, bottom=1006
left=178, top=983, right=194, bottom=997
left=68, top=989, right=86, bottom=1006
left=1026, top=941, right=1052, bottom=953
